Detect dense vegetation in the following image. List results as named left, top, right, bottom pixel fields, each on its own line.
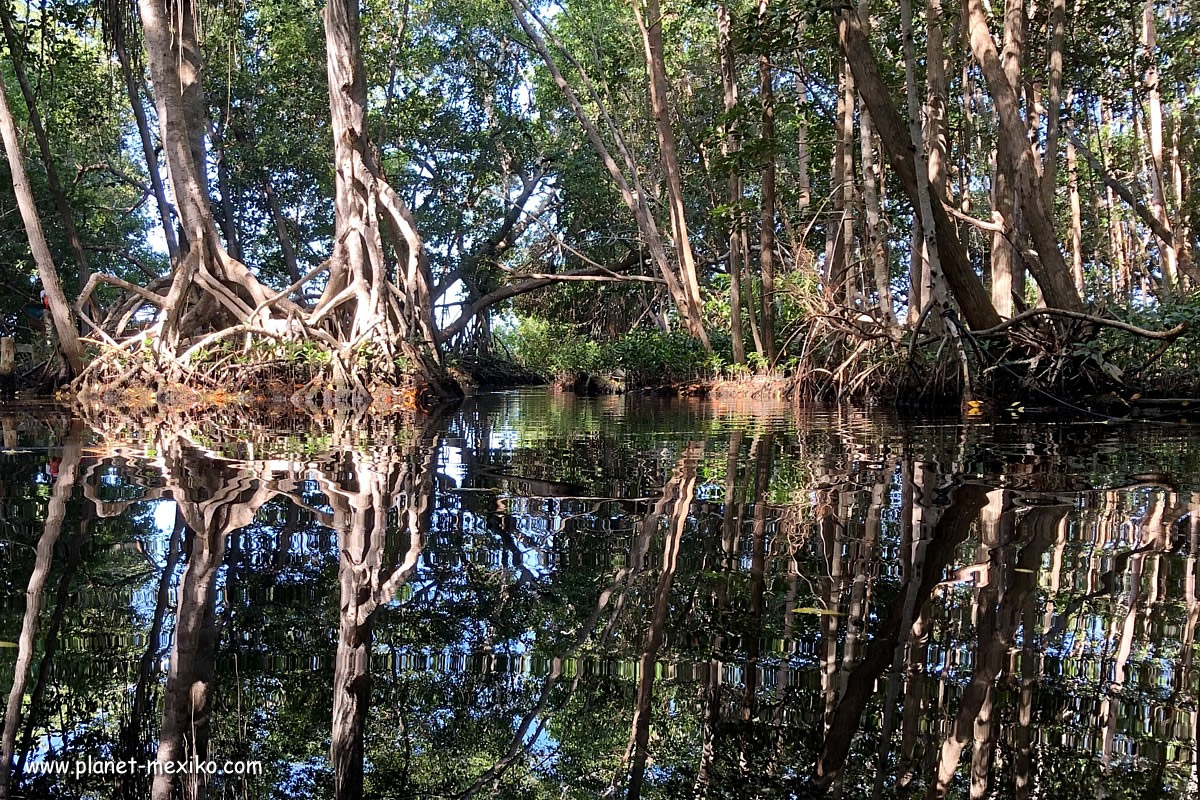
left=1, top=0, right=1199, bottom=404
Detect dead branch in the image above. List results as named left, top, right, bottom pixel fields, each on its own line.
left=76, top=273, right=168, bottom=319
left=970, top=307, right=1188, bottom=341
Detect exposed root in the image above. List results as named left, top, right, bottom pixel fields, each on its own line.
left=780, top=293, right=1191, bottom=410
left=67, top=311, right=459, bottom=417
left=69, top=174, right=462, bottom=414
left=779, top=292, right=931, bottom=403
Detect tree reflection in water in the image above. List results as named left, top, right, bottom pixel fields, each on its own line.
left=0, top=395, right=1198, bottom=799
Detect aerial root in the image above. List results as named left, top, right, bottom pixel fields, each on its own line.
left=65, top=270, right=446, bottom=414
left=776, top=291, right=1190, bottom=407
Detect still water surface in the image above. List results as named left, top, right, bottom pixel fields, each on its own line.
left=1, top=391, right=1199, bottom=798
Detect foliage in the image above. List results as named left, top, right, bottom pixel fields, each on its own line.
left=1101, top=293, right=1200, bottom=394
left=499, top=315, right=729, bottom=383
left=0, top=7, right=156, bottom=334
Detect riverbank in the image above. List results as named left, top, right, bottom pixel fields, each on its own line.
left=556, top=370, right=790, bottom=400
left=11, top=315, right=1200, bottom=423
left=21, top=366, right=1200, bottom=425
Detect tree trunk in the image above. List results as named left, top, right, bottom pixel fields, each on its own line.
left=856, top=2, right=895, bottom=334
left=0, top=67, right=84, bottom=375
left=899, top=0, right=962, bottom=348
left=114, top=28, right=179, bottom=262
left=717, top=4, right=746, bottom=365
left=632, top=0, right=711, bottom=352
left=1026, top=75, right=1042, bottom=173
left=991, top=155, right=1019, bottom=315
left=1067, top=139, right=1084, bottom=291
left=910, top=221, right=925, bottom=324
left=213, top=127, right=244, bottom=262
left=1100, top=98, right=1129, bottom=297
left=1141, top=0, right=1178, bottom=289
left=921, top=0, right=950, bottom=330
left=262, top=174, right=304, bottom=285
left=1068, top=127, right=1194, bottom=285
left=815, top=481, right=990, bottom=787
left=151, top=438, right=275, bottom=800
left=138, top=0, right=274, bottom=357
left=1173, top=104, right=1194, bottom=281
left=0, top=427, right=80, bottom=800
left=320, top=432, right=435, bottom=800
left=827, top=52, right=855, bottom=305
left=860, top=119, right=894, bottom=327
left=122, top=0, right=453, bottom=394
left=990, top=0, right=1025, bottom=317
left=150, top=519, right=225, bottom=800
left=926, top=0, right=949, bottom=196
left=0, top=2, right=90, bottom=292
left=963, top=0, right=1085, bottom=313
left=742, top=222, right=765, bottom=355
left=837, top=8, right=1002, bottom=330
left=960, top=25, right=979, bottom=233
left=320, top=0, right=448, bottom=383
left=117, top=510, right=182, bottom=785
left=758, top=0, right=777, bottom=361
left=797, top=58, right=811, bottom=217
left=1106, top=183, right=1128, bottom=296
left=508, top=0, right=706, bottom=344
left=624, top=444, right=699, bottom=797
left=1043, top=0, right=1066, bottom=212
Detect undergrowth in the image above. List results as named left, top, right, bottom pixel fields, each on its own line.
left=498, top=317, right=732, bottom=385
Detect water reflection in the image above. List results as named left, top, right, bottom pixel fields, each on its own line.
left=0, top=395, right=1198, bottom=798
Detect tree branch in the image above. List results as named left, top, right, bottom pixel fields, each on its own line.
left=437, top=252, right=651, bottom=343
left=970, top=307, right=1188, bottom=340
left=85, top=244, right=162, bottom=281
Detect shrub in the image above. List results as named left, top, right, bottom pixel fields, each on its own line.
left=499, top=316, right=732, bottom=384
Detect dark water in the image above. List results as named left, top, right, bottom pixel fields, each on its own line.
left=1, top=391, right=1199, bottom=799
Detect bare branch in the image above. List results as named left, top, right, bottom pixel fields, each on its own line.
left=437, top=252, right=651, bottom=343
left=970, top=307, right=1188, bottom=340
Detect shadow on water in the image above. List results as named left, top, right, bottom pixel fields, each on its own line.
left=0, top=392, right=1199, bottom=798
